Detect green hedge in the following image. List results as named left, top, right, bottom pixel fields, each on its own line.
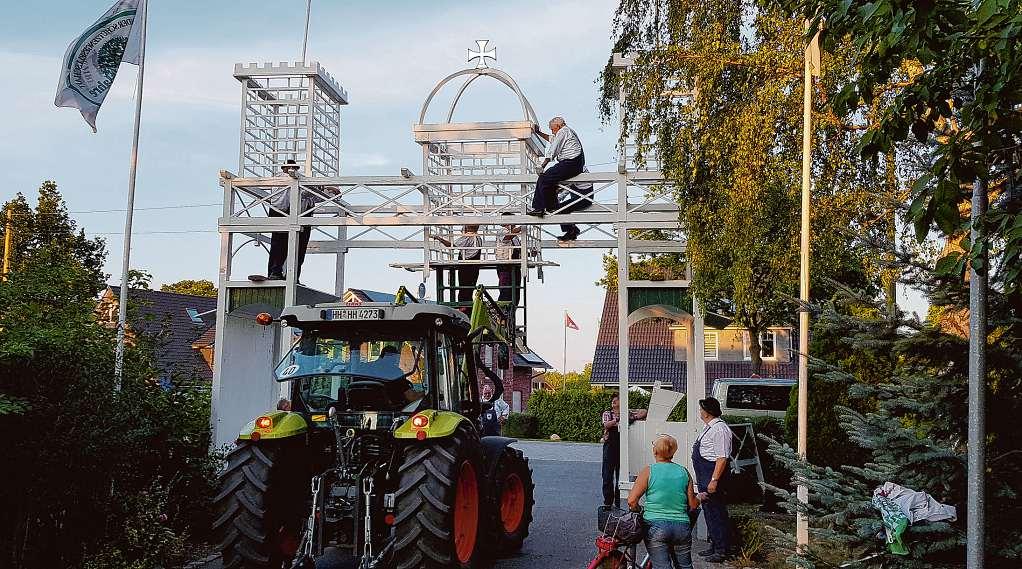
left=503, top=413, right=538, bottom=438
left=525, top=388, right=685, bottom=442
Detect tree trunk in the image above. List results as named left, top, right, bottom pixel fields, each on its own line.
left=747, top=325, right=763, bottom=375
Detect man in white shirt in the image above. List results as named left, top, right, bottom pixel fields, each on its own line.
left=480, top=383, right=511, bottom=436
left=692, top=397, right=733, bottom=562
left=528, top=117, right=585, bottom=241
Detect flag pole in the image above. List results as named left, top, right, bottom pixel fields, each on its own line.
left=114, top=0, right=148, bottom=389
left=563, top=311, right=567, bottom=372
left=301, top=0, right=312, bottom=63
left=795, top=18, right=817, bottom=556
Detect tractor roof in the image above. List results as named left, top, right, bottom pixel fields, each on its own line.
left=280, top=302, right=468, bottom=328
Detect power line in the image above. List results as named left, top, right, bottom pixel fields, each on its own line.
left=86, top=229, right=219, bottom=236
left=71, top=203, right=223, bottom=214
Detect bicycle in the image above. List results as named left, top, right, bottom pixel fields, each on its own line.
left=586, top=506, right=651, bottom=569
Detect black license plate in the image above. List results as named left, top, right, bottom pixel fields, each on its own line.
left=323, top=308, right=384, bottom=321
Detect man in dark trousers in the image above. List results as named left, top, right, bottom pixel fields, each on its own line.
left=692, top=397, right=734, bottom=562
left=601, top=395, right=647, bottom=507
left=251, top=159, right=310, bottom=282
left=528, top=117, right=585, bottom=241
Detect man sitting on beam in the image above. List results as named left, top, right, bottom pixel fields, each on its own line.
left=528, top=116, right=585, bottom=241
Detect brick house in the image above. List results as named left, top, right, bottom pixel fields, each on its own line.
left=476, top=344, right=552, bottom=413
left=590, top=291, right=795, bottom=393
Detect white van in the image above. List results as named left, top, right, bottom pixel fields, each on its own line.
left=710, top=377, right=796, bottom=419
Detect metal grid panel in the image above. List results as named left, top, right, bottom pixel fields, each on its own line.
left=236, top=63, right=345, bottom=178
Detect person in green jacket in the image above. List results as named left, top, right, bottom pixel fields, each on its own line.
left=628, top=434, right=700, bottom=569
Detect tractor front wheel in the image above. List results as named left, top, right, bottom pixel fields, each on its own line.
left=393, top=424, right=483, bottom=569
left=213, top=441, right=310, bottom=569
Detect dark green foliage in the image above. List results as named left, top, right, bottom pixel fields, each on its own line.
left=0, top=184, right=220, bottom=569
left=502, top=412, right=538, bottom=439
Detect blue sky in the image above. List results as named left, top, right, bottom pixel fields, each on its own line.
left=1, top=0, right=625, bottom=371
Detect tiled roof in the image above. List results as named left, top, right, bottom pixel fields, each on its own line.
left=106, top=286, right=217, bottom=382
left=590, top=290, right=794, bottom=393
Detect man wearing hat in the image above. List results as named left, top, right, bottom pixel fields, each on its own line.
left=692, top=397, right=733, bottom=562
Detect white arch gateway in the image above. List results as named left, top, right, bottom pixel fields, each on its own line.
left=210, top=47, right=706, bottom=504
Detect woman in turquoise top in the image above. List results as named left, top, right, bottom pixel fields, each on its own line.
left=627, top=434, right=699, bottom=569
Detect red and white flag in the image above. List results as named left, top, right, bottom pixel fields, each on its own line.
left=564, top=312, right=579, bottom=331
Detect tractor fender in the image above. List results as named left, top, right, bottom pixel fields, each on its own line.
left=480, top=436, right=518, bottom=480
left=393, top=410, right=469, bottom=440
left=237, top=411, right=308, bottom=441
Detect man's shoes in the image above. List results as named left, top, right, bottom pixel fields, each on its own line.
left=556, top=227, right=580, bottom=242
left=698, top=547, right=716, bottom=557
left=704, top=553, right=727, bottom=563
left=267, top=272, right=285, bottom=281
left=526, top=209, right=545, bottom=217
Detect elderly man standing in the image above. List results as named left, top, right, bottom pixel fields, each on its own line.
left=480, top=383, right=510, bottom=437
left=528, top=117, right=584, bottom=241
left=692, top=397, right=733, bottom=563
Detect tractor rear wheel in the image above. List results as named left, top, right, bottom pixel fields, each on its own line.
left=213, top=441, right=310, bottom=569
left=393, top=424, right=483, bottom=569
left=488, top=445, right=535, bottom=555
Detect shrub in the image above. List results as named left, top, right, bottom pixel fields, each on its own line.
left=525, top=387, right=686, bottom=442
left=503, top=412, right=538, bottom=438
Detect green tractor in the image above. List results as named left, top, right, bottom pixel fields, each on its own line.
left=213, top=287, right=535, bottom=569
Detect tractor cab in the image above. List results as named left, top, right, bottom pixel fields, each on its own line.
left=275, top=299, right=484, bottom=427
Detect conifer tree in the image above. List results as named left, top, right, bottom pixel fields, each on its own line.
left=765, top=264, right=1022, bottom=567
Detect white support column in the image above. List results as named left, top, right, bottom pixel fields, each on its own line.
left=281, top=177, right=301, bottom=402
left=616, top=167, right=631, bottom=503
left=211, top=185, right=235, bottom=447
left=334, top=225, right=346, bottom=297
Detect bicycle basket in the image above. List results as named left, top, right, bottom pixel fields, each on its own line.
left=598, top=506, right=645, bottom=545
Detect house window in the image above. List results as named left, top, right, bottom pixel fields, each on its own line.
left=703, top=332, right=719, bottom=360
left=744, top=331, right=776, bottom=360
left=512, top=391, right=522, bottom=413
left=671, top=327, right=686, bottom=361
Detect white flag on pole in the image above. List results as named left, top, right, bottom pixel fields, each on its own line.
left=54, top=0, right=144, bottom=132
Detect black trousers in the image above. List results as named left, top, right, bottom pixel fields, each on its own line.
left=602, top=440, right=620, bottom=506
left=455, top=266, right=479, bottom=302
left=533, top=153, right=585, bottom=212
left=267, top=209, right=311, bottom=280
left=556, top=182, right=594, bottom=234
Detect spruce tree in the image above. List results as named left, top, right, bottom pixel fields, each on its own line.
left=765, top=268, right=1022, bottom=568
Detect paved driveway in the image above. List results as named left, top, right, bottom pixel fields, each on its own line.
left=193, top=440, right=723, bottom=569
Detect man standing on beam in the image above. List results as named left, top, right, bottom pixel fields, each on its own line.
left=528, top=116, right=584, bottom=241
